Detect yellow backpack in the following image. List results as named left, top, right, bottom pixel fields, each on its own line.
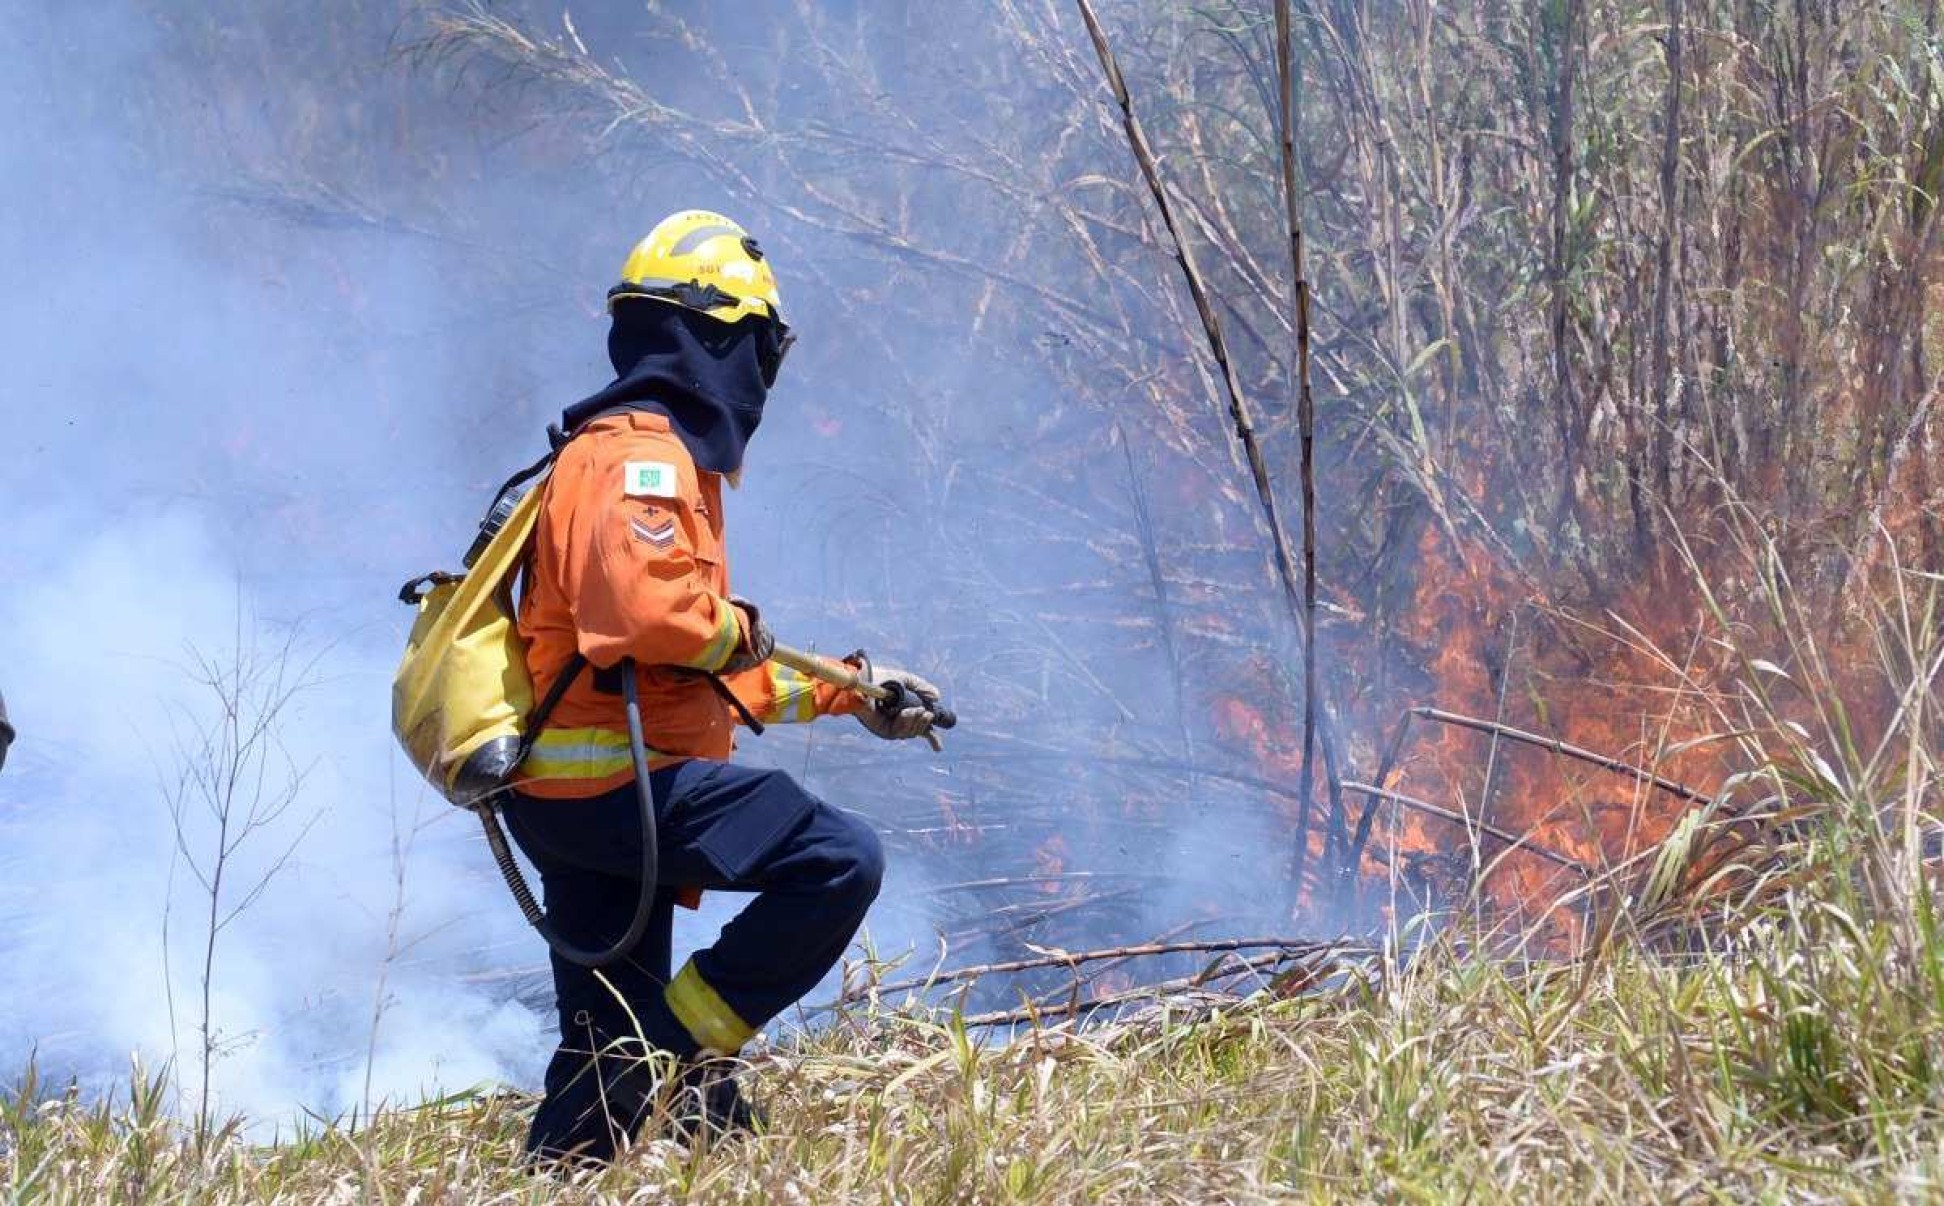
left=391, top=453, right=577, bottom=805
left=390, top=427, right=652, bottom=969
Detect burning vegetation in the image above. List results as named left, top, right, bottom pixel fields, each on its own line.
left=120, top=0, right=1943, bottom=997
left=405, top=0, right=1944, bottom=1126
left=5, top=0, right=1944, bottom=1196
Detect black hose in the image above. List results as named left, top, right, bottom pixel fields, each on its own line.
left=478, top=657, right=660, bottom=969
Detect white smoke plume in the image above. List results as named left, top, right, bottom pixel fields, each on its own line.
left=0, top=0, right=1324, bottom=1123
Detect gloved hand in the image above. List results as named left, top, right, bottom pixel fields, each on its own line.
left=854, top=664, right=942, bottom=741
left=721, top=596, right=775, bottom=674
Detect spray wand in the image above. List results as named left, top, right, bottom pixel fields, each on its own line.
left=770, top=642, right=958, bottom=752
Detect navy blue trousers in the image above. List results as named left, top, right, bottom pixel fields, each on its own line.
left=503, top=760, right=883, bottom=1162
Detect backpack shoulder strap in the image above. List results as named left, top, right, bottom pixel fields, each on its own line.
left=517, top=652, right=588, bottom=766
left=490, top=444, right=558, bottom=505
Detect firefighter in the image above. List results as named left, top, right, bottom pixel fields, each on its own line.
left=505, top=210, right=941, bottom=1164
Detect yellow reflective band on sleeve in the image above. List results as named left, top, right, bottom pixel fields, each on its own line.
left=665, top=960, right=755, bottom=1053
left=682, top=605, right=742, bottom=672
left=762, top=663, right=819, bottom=724
left=520, top=727, right=638, bottom=781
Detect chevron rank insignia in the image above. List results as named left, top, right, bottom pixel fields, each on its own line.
left=630, top=514, right=678, bottom=549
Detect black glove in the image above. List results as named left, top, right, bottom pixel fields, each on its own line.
left=855, top=664, right=942, bottom=741
left=721, top=596, right=775, bottom=674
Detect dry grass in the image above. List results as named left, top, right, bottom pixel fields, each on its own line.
left=6, top=896, right=1942, bottom=1204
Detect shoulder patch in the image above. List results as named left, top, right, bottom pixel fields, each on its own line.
left=623, top=461, right=680, bottom=498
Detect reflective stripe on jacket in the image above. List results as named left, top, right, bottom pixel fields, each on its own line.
left=514, top=410, right=862, bottom=798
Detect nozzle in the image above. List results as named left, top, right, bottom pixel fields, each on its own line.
left=876, top=680, right=957, bottom=731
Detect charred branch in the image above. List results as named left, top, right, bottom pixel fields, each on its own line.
left=927, top=872, right=1164, bottom=895
left=1412, top=707, right=1713, bottom=805
left=1273, top=0, right=1337, bottom=922
left=853, top=935, right=1359, bottom=1001
left=958, top=945, right=1359, bottom=1028
left=1070, top=0, right=1348, bottom=893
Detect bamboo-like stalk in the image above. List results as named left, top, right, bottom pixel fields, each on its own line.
left=1068, top=0, right=1247, bottom=441
left=959, top=946, right=1347, bottom=1028
left=1472, top=610, right=1523, bottom=894
left=855, top=936, right=1357, bottom=1000
left=1062, top=918, right=1204, bottom=993
left=927, top=871, right=1160, bottom=895
left=1338, top=709, right=1419, bottom=906
left=1070, top=0, right=1344, bottom=908
left=1411, top=707, right=1713, bottom=804
left=1547, top=0, right=1586, bottom=535
left=1648, top=0, right=1685, bottom=540
left=1272, top=0, right=1336, bottom=913
left=1338, top=781, right=1589, bottom=874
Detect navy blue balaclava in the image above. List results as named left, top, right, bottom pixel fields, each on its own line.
left=560, top=302, right=769, bottom=476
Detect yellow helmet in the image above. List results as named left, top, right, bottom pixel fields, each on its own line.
left=609, top=209, right=794, bottom=385
left=608, top=209, right=784, bottom=326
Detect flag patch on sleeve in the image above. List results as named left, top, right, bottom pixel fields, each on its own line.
left=630, top=516, right=678, bottom=549
left=624, top=461, right=679, bottom=498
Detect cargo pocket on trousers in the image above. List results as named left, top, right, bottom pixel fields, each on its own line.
left=682, top=765, right=818, bottom=885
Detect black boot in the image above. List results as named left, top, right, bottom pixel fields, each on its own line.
left=667, top=1058, right=765, bottom=1143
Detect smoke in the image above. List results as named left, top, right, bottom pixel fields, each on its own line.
left=0, top=3, right=588, bottom=1120
left=0, top=0, right=1329, bottom=1123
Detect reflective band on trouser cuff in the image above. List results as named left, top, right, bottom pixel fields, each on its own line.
left=665, top=960, right=755, bottom=1053
left=762, top=663, right=819, bottom=724
left=521, top=727, right=639, bottom=781
left=682, top=605, right=742, bottom=672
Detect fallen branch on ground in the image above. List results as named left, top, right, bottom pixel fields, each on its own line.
left=928, top=872, right=1164, bottom=895
left=960, top=945, right=1357, bottom=1028
left=853, top=936, right=1360, bottom=1001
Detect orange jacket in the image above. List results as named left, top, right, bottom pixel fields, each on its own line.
left=514, top=410, right=862, bottom=798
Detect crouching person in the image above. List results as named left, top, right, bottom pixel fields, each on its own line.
left=506, top=210, right=940, bottom=1165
